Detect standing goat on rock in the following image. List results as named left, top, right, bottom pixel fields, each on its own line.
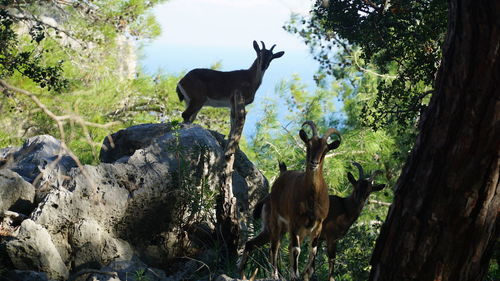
left=239, top=121, right=341, bottom=281
left=321, top=162, right=386, bottom=281
left=176, top=40, right=284, bottom=123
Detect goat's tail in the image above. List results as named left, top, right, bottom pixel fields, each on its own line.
left=176, top=84, right=184, bottom=102
left=252, top=195, right=269, bottom=220
left=278, top=161, right=287, bottom=174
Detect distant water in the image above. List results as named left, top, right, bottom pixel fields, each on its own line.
left=140, top=44, right=321, bottom=137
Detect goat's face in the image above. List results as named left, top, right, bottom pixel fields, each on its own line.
left=253, top=41, right=285, bottom=72
left=348, top=163, right=386, bottom=202
left=299, top=121, right=341, bottom=171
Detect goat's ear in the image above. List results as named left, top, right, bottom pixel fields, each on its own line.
left=253, top=40, right=260, bottom=53
left=272, top=51, right=285, bottom=59
left=372, top=184, right=386, bottom=191
left=328, top=140, right=341, bottom=151
left=299, top=129, right=309, bottom=144
left=347, top=172, right=357, bottom=185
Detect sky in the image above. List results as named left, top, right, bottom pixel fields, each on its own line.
left=140, top=0, right=320, bottom=137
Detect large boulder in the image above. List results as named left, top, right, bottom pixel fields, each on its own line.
left=6, top=219, right=69, bottom=280
left=0, top=135, right=77, bottom=204
left=0, top=169, right=35, bottom=214
left=0, top=135, right=77, bottom=184
left=1, top=122, right=269, bottom=277
left=100, top=123, right=269, bottom=213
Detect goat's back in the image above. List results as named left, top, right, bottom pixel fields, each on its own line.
left=178, top=68, right=256, bottom=100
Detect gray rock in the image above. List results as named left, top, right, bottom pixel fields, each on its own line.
left=104, top=259, right=167, bottom=281
left=6, top=219, right=69, bottom=280
left=100, top=123, right=175, bottom=163
left=69, top=219, right=133, bottom=272
left=4, top=270, right=50, bottom=281
left=100, top=123, right=268, bottom=214
left=68, top=269, right=120, bottom=281
left=0, top=169, right=35, bottom=214
left=68, top=259, right=166, bottom=281
left=0, top=135, right=77, bottom=186
left=0, top=210, right=27, bottom=237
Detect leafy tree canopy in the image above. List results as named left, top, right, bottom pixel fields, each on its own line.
left=0, top=0, right=179, bottom=162
left=0, top=0, right=164, bottom=90
left=285, top=0, right=447, bottom=130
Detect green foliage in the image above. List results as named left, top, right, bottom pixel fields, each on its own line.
left=132, top=268, right=150, bottom=281
left=0, top=0, right=184, bottom=164
left=486, top=257, right=499, bottom=281
left=332, top=223, right=381, bottom=280
left=285, top=0, right=447, bottom=130
left=168, top=137, right=217, bottom=226
left=0, top=7, right=67, bottom=91
left=1, top=0, right=168, bottom=90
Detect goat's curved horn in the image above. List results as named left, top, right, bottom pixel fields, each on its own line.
left=352, top=162, right=364, bottom=180
left=369, top=170, right=384, bottom=183
left=323, top=128, right=341, bottom=143
left=260, top=41, right=266, bottom=50
left=302, top=121, right=318, bottom=137
left=270, top=44, right=276, bottom=52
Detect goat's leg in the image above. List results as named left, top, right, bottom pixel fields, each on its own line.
left=302, top=234, right=320, bottom=281
left=289, top=232, right=302, bottom=280
left=326, top=240, right=337, bottom=281
left=181, top=98, right=205, bottom=123
left=238, top=230, right=270, bottom=277
left=270, top=237, right=281, bottom=279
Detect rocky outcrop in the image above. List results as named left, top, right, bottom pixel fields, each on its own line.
left=68, top=259, right=167, bottom=281
left=6, top=219, right=69, bottom=280
left=0, top=135, right=77, bottom=184
left=0, top=123, right=269, bottom=280
left=100, top=123, right=268, bottom=214
left=0, top=169, right=35, bottom=214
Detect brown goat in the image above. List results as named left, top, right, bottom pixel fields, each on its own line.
left=321, top=162, right=386, bottom=281
left=176, top=40, right=284, bottom=123
left=239, top=121, right=341, bottom=281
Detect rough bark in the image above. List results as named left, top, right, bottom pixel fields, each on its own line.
left=369, top=1, right=500, bottom=280
left=216, top=90, right=246, bottom=259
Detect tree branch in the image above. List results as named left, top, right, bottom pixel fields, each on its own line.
left=0, top=79, right=119, bottom=198
left=216, top=90, right=246, bottom=260
left=361, top=0, right=382, bottom=11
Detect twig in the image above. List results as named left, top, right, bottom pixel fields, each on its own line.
left=181, top=256, right=213, bottom=278
left=277, top=120, right=307, bottom=154
left=326, top=150, right=366, bottom=158
left=351, top=51, right=397, bottom=79
left=369, top=199, right=391, bottom=206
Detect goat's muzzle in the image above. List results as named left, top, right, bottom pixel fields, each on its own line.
left=310, top=161, right=320, bottom=170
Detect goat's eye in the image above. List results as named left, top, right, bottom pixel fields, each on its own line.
left=327, top=135, right=338, bottom=143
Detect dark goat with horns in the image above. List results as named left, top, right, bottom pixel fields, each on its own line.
left=239, top=121, right=341, bottom=281
left=176, top=40, right=284, bottom=123
left=321, top=162, right=386, bottom=281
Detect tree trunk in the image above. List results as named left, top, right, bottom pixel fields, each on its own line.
left=216, top=90, right=246, bottom=259
left=369, top=1, right=500, bottom=280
